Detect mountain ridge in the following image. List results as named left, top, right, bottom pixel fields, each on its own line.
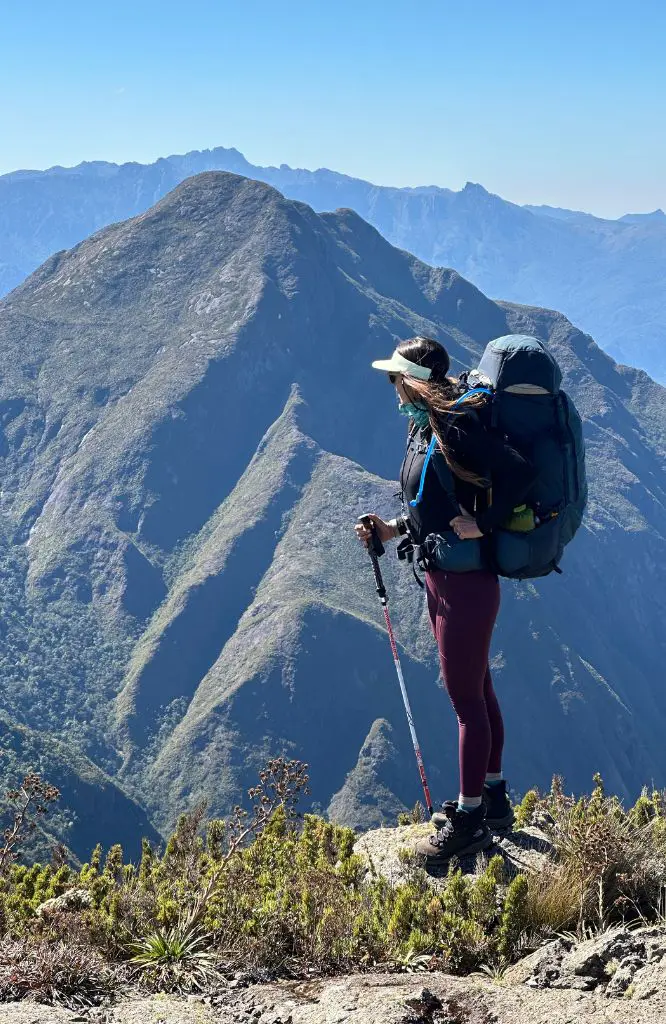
left=2, top=146, right=666, bottom=380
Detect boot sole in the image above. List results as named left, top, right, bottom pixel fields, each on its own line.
left=421, top=828, right=494, bottom=864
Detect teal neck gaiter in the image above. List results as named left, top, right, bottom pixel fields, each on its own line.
left=399, top=402, right=430, bottom=429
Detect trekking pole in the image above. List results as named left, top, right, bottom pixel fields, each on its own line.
left=358, top=516, right=434, bottom=816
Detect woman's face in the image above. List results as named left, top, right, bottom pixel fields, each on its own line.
left=391, top=374, right=410, bottom=406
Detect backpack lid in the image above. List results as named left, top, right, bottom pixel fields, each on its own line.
left=477, top=335, right=562, bottom=394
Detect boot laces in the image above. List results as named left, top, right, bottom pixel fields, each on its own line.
left=429, top=805, right=458, bottom=848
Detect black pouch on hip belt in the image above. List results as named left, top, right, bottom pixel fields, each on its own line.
left=422, top=531, right=485, bottom=574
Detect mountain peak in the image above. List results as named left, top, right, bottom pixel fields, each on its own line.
left=462, top=181, right=490, bottom=195
left=618, top=209, right=666, bottom=224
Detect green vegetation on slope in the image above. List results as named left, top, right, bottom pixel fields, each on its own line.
left=1, top=762, right=666, bottom=1009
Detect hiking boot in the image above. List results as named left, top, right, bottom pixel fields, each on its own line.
left=431, top=782, right=515, bottom=834
left=482, top=780, right=515, bottom=831
left=414, top=804, right=492, bottom=864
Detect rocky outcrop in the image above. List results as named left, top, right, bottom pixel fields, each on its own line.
left=328, top=720, right=411, bottom=830
left=353, top=822, right=554, bottom=886
left=504, top=925, right=666, bottom=1000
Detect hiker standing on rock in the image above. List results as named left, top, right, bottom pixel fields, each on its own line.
left=356, top=336, right=537, bottom=863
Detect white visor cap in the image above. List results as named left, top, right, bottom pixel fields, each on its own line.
left=371, top=350, right=432, bottom=380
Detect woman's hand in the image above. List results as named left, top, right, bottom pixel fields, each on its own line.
left=355, top=514, right=395, bottom=547
left=450, top=514, right=483, bottom=540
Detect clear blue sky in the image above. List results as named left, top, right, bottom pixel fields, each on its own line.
left=2, top=0, right=665, bottom=217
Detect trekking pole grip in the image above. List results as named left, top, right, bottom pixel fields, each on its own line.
left=358, top=516, right=387, bottom=602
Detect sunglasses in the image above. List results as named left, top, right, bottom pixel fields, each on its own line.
left=388, top=373, right=400, bottom=384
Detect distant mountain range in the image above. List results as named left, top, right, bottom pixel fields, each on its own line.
left=0, top=171, right=664, bottom=853
left=1, top=146, right=666, bottom=381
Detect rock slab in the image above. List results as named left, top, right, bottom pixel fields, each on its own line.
left=353, top=823, right=553, bottom=888
left=2, top=947, right=666, bottom=1024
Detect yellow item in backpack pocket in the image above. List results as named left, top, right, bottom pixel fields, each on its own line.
left=504, top=504, right=536, bottom=532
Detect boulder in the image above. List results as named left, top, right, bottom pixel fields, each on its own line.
left=503, top=938, right=572, bottom=986
left=35, top=887, right=93, bottom=919
left=506, top=925, right=666, bottom=999
left=353, top=823, right=554, bottom=889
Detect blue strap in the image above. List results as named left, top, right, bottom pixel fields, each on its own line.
left=409, top=434, right=438, bottom=507
left=409, top=388, right=492, bottom=507
left=452, top=387, right=493, bottom=406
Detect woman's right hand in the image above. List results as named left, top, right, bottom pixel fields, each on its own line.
left=355, top=514, right=395, bottom=547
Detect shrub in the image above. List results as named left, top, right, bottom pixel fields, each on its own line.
left=397, top=803, right=427, bottom=826
left=0, top=774, right=60, bottom=876
left=497, top=875, right=529, bottom=959
left=521, top=774, right=666, bottom=936
left=514, top=789, right=538, bottom=828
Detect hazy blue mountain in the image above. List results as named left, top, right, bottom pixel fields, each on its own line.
left=617, top=210, right=666, bottom=225
left=0, top=171, right=664, bottom=838
left=2, top=146, right=666, bottom=381
left=523, top=205, right=600, bottom=224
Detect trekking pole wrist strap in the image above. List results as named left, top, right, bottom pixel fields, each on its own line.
left=389, top=517, right=408, bottom=538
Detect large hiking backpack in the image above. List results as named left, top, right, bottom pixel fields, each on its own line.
left=465, top=334, right=587, bottom=580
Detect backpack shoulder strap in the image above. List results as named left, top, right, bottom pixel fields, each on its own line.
left=409, top=434, right=438, bottom=508
left=453, top=387, right=493, bottom=407
left=409, top=388, right=493, bottom=508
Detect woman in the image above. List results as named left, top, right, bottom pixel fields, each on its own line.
left=356, top=336, right=536, bottom=863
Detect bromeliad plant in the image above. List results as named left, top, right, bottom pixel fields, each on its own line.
left=128, top=913, right=220, bottom=993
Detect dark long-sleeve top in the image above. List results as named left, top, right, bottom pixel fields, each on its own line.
left=399, top=410, right=537, bottom=547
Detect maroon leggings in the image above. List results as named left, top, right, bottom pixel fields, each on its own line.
left=425, top=568, right=504, bottom=798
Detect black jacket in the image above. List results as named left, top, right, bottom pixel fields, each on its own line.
left=399, top=410, right=537, bottom=547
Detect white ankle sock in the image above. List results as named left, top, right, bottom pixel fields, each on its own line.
left=485, top=773, right=504, bottom=786
left=458, top=794, right=483, bottom=812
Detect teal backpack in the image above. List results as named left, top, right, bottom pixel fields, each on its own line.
left=464, top=334, right=587, bottom=580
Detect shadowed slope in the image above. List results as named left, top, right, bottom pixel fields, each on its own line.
left=0, top=713, right=161, bottom=862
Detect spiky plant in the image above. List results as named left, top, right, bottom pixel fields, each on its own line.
left=0, top=939, right=114, bottom=1008
left=128, top=915, right=220, bottom=992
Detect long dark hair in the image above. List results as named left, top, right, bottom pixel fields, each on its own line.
left=396, top=336, right=488, bottom=486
